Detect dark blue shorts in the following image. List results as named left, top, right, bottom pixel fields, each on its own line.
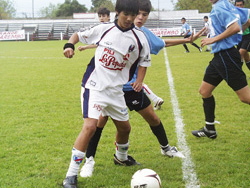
left=124, top=90, right=151, bottom=111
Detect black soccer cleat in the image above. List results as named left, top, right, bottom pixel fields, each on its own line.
left=192, top=126, right=217, bottom=139
left=63, top=175, right=77, bottom=188
left=113, top=154, right=140, bottom=166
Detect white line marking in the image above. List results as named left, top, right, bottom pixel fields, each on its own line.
left=163, top=48, right=200, bottom=188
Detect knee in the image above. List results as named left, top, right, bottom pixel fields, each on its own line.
left=83, top=123, right=97, bottom=134
left=239, top=97, right=250, bottom=104
left=199, top=88, right=211, bottom=98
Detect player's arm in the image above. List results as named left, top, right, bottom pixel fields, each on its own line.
left=131, top=66, right=147, bottom=92
left=63, top=32, right=79, bottom=58
left=78, top=44, right=97, bottom=51
left=164, top=33, right=194, bottom=47
left=201, top=21, right=240, bottom=47
left=242, top=19, right=250, bottom=32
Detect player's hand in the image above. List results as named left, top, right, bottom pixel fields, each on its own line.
left=193, top=27, right=207, bottom=41
left=64, top=48, right=75, bottom=58
left=78, top=46, right=86, bottom=51
left=201, top=38, right=214, bottom=47
left=131, top=82, right=143, bottom=92
left=187, top=33, right=194, bottom=43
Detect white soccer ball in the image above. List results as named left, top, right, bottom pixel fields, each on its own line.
left=131, top=168, right=161, bottom=188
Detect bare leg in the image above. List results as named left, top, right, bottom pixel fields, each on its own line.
left=235, top=86, right=250, bottom=104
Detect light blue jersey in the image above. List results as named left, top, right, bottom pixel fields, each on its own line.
left=182, top=23, right=192, bottom=36
left=123, top=27, right=165, bottom=91
left=209, top=0, right=249, bottom=53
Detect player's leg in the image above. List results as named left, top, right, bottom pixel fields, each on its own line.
left=191, top=42, right=202, bottom=52
left=137, top=104, right=185, bottom=158
left=112, top=119, right=139, bottom=165
left=183, top=43, right=190, bottom=53
left=235, top=86, right=250, bottom=105
left=240, top=48, right=250, bottom=70
left=63, top=118, right=98, bottom=187
left=80, top=115, right=108, bottom=178
left=143, top=83, right=164, bottom=110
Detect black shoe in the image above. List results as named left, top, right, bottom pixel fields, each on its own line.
left=113, top=154, right=140, bottom=166
left=192, top=127, right=217, bottom=139
left=63, top=176, right=77, bottom=188
left=205, top=49, right=211, bottom=52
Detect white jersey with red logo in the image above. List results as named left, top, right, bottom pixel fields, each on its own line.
left=78, top=21, right=151, bottom=92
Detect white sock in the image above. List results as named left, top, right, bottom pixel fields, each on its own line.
left=143, top=84, right=158, bottom=103
left=115, top=142, right=129, bottom=161
left=66, top=148, right=85, bottom=177
left=207, top=45, right=211, bottom=50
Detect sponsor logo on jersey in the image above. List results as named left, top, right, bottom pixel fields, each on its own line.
left=99, top=48, right=126, bottom=71
left=128, top=44, right=135, bottom=52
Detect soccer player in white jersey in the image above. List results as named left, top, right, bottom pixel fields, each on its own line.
left=78, top=8, right=164, bottom=110
left=192, top=0, right=250, bottom=139
left=204, top=16, right=211, bottom=52
left=79, top=0, right=207, bottom=178
left=62, top=0, right=151, bottom=187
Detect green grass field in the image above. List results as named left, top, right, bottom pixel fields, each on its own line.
left=0, top=40, right=249, bottom=188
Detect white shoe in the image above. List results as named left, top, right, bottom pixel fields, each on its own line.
left=153, top=97, right=164, bottom=110
left=161, top=146, right=185, bottom=158
left=80, top=156, right=95, bottom=178
left=199, top=47, right=202, bottom=52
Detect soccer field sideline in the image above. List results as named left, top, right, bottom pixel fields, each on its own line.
left=164, top=48, right=200, bottom=188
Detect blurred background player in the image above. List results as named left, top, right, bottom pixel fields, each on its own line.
left=235, top=0, right=250, bottom=72
left=77, top=7, right=111, bottom=52
left=78, top=8, right=164, bottom=110
left=79, top=0, right=206, bottom=178
left=181, top=17, right=202, bottom=53
left=192, top=0, right=250, bottom=139
left=204, top=16, right=211, bottom=52
left=62, top=0, right=151, bottom=187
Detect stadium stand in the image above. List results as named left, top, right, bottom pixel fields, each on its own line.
left=0, top=10, right=208, bottom=41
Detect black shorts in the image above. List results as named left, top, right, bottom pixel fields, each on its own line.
left=237, top=34, right=250, bottom=52
left=203, top=47, right=248, bottom=91
left=124, top=90, right=151, bottom=111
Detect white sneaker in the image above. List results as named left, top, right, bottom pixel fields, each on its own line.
left=80, top=156, right=95, bottom=178
left=153, top=97, right=164, bottom=110
left=161, top=146, right=185, bottom=158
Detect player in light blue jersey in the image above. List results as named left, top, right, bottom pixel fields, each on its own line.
left=192, top=0, right=250, bottom=139
left=181, top=17, right=202, bottom=53
left=80, top=0, right=206, bottom=178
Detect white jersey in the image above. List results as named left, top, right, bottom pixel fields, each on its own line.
left=78, top=21, right=151, bottom=92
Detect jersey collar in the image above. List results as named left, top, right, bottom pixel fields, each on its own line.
left=114, top=19, right=135, bottom=32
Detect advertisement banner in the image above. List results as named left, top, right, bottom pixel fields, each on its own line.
left=0, top=30, right=25, bottom=41
left=149, top=28, right=182, bottom=37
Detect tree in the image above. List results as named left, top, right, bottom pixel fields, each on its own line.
left=174, top=0, right=212, bottom=13
left=90, top=0, right=115, bottom=12
left=39, top=3, right=59, bottom=18
left=56, top=0, right=88, bottom=17
left=0, top=0, right=16, bottom=19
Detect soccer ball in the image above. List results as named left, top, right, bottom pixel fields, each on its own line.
left=131, top=168, right=161, bottom=188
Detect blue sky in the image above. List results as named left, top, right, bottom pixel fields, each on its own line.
left=13, top=0, right=177, bottom=18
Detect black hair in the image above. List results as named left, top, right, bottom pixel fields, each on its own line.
left=181, top=17, right=186, bottom=21
left=115, top=0, right=139, bottom=14
left=235, top=0, right=244, bottom=5
left=97, top=7, right=110, bottom=16
left=138, top=0, right=152, bottom=13
left=204, top=16, right=208, bottom=19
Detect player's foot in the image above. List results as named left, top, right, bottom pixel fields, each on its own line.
left=113, top=154, right=140, bottom=166
left=153, top=97, right=164, bottom=110
left=63, top=175, right=77, bottom=188
left=161, top=146, right=185, bottom=158
left=80, top=156, right=95, bottom=178
left=205, top=49, right=210, bottom=52
left=199, top=47, right=202, bottom=52
left=185, top=51, right=190, bottom=53
left=192, top=126, right=217, bottom=139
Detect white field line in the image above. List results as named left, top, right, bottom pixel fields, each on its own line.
left=163, top=48, right=200, bottom=188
